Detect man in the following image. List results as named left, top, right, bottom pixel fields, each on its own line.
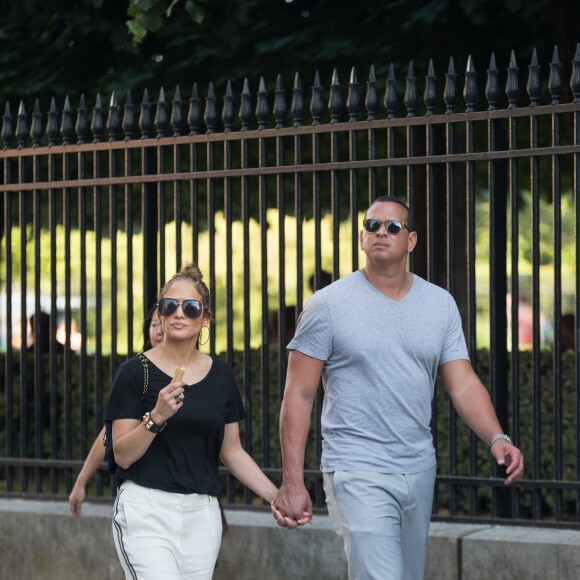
left=272, top=195, right=524, bottom=580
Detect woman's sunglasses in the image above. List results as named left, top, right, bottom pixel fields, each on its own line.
left=362, top=219, right=409, bottom=234
left=158, top=298, right=204, bottom=319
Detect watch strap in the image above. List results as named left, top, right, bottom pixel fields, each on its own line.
left=142, top=412, right=166, bottom=433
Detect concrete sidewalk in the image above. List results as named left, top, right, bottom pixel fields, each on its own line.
left=0, top=499, right=579, bottom=579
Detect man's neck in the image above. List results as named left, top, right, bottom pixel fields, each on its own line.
left=361, top=266, right=412, bottom=301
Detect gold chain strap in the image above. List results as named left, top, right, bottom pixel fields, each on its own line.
left=135, top=352, right=149, bottom=398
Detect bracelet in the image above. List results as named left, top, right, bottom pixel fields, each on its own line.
left=490, top=433, right=512, bottom=447
left=142, top=412, right=167, bottom=434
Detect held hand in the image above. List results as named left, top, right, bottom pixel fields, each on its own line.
left=152, top=380, right=185, bottom=424
left=272, top=481, right=313, bottom=529
left=69, top=483, right=86, bottom=517
left=491, top=440, right=524, bottom=485
left=271, top=503, right=311, bottom=529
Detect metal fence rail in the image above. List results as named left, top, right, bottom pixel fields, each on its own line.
left=1, top=45, right=579, bottom=528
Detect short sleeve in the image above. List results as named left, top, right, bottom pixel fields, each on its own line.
left=439, top=294, right=470, bottom=365
left=287, top=291, right=332, bottom=361
left=105, top=359, right=146, bottom=422
left=223, top=363, right=246, bottom=424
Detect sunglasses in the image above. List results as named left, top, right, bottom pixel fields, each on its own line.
left=158, top=298, right=204, bottom=319
left=362, top=219, right=409, bottom=234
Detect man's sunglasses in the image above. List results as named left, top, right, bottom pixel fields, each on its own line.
left=362, top=219, right=409, bottom=234
left=158, top=298, right=204, bottom=319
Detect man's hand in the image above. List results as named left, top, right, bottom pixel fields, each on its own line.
left=271, top=481, right=313, bottom=529
left=491, top=440, right=524, bottom=485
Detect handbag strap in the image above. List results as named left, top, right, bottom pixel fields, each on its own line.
left=135, top=352, right=149, bottom=399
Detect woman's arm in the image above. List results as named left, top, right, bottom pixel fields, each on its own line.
left=69, top=426, right=106, bottom=517
left=112, top=379, right=186, bottom=468
left=220, top=422, right=278, bottom=504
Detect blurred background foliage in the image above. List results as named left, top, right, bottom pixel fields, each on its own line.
left=2, top=196, right=574, bottom=353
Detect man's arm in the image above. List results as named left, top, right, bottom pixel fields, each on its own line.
left=275, top=350, right=325, bottom=528
left=438, top=359, right=524, bottom=485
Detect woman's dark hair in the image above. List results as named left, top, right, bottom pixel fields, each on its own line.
left=142, top=302, right=159, bottom=351
left=366, top=195, right=414, bottom=230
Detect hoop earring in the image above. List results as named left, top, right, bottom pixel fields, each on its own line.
left=198, top=325, right=209, bottom=346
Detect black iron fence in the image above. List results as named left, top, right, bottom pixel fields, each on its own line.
left=1, top=44, right=579, bottom=528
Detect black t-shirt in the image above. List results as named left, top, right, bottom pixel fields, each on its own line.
left=105, top=355, right=245, bottom=495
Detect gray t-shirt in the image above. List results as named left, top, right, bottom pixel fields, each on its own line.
left=287, top=271, right=469, bottom=474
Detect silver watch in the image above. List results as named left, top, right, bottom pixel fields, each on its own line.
left=490, top=433, right=512, bottom=447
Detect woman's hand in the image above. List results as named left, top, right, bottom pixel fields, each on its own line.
left=68, top=482, right=86, bottom=517
left=150, top=380, right=185, bottom=425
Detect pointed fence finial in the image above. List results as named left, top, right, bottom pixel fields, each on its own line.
left=91, top=93, right=104, bottom=143
left=444, top=57, right=457, bottom=114
left=463, top=55, right=479, bottom=112
left=171, top=85, right=183, bottom=137
left=122, top=90, right=134, bottom=140
left=256, top=76, right=269, bottom=130
left=273, top=74, right=287, bottom=129
left=106, top=91, right=121, bottom=142
left=239, top=78, right=252, bottom=131
left=571, top=43, right=580, bottom=103
left=16, top=105, right=28, bottom=149
left=2, top=102, right=13, bottom=150
left=310, top=70, right=324, bottom=125
left=139, top=88, right=151, bottom=139
left=505, top=50, right=520, bottom=109
left=61, top=95, right=75, bottom=145
left=30, top=99, right=42, bottom=147
left=364, top=65, right=377, bottom=121
left=47, top=97, right=59, bottom=146
left=291, top=73, right=304, bottom=127
left=384, top=63, right=398, bottom=119
left=76, top=94, right=88, bottom=144
left=404, top=61, right=417, bottom=117
left=328, top=68, right=342, bottom=123
left=424, top=59, right=436, bottom=116
left=485, top=53, right=499, bottom=110
left=204, top=82, right=217, bottom=134
left=222, top=80, right=235, bottom=132
left=188, top=83, right=200, bottom=136
left=549, top=45, right=562, bottom=104
left=527, top=48, right=541, bottom=106
left=155, top=87, right=168, bottom=138
left=15, top=101, right=28, bottom=149
left=346, top=66, right=361, bottom=122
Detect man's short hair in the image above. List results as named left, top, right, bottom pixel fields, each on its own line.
left=366, top=195, right=414, bottom=230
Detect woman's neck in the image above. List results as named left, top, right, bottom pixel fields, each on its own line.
left=159, top=340, right=201, bottom=368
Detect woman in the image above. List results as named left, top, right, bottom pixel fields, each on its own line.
left=68, top=303, right=163, bottom=517
left=107, top=263, right=278, bottom=579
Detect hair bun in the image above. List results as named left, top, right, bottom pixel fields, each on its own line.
left=180, top=262, right=203, bottom=282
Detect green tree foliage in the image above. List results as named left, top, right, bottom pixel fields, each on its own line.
left=127, top=0, right=207, bottom=43
left=0, top=0, right=578, bottom=106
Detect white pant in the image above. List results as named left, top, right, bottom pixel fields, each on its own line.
left=323, top=465, right=436, bottom=580
left=113, top=480, right=222, bottom=580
